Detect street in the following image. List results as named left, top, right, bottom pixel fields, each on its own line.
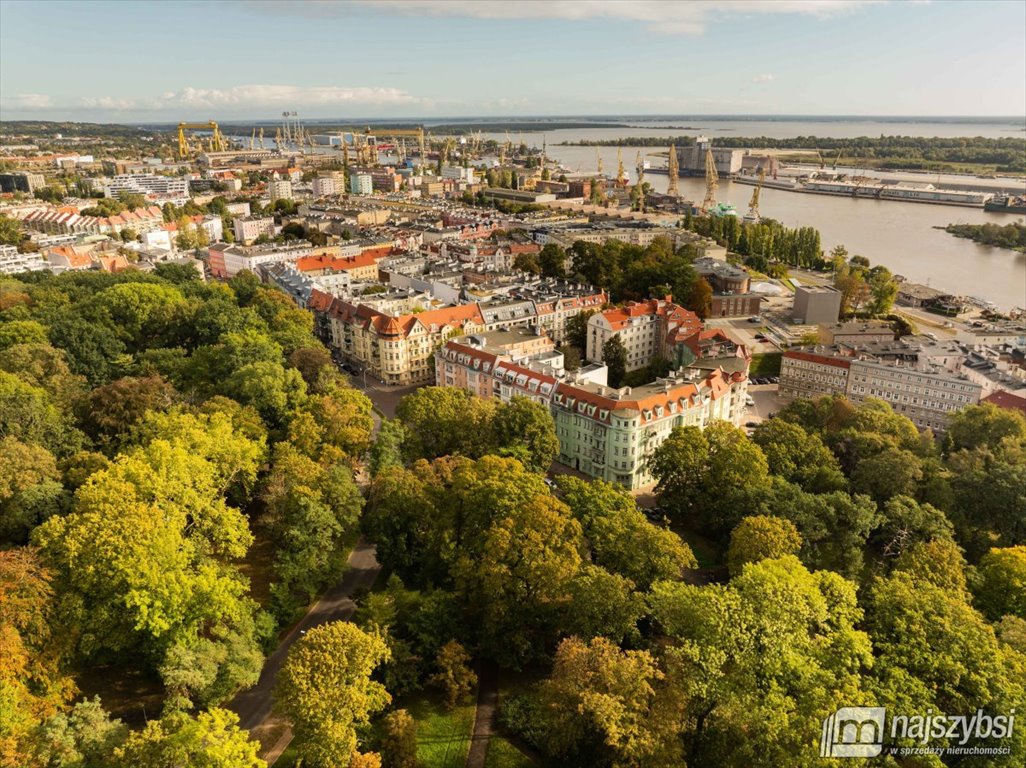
left=228, top=540, right=382, bottom=762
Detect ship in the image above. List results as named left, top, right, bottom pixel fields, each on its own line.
left=984, top=195, right=1026, bottom=214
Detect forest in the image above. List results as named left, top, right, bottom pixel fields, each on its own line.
left=944, top=220, right=1026, bottom=251
left=2, top=263, right=1024, bottom=767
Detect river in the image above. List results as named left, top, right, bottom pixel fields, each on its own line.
left=476, top=119, right=1025, bottom=311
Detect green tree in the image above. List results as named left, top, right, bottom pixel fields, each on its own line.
left=726, top=515, right=802, bottom=576
left=0, top=320, right=48, bottom=350
left=29, top=697, right=127, bottom=768
left=111, top=709, right=262, bottom=768
left=395, top=387, right=496, bottom=461
left=751, top=418, right=846, bottom=493
left=429, top=640, right=477, bottom=708
left=684, top=277, right=713, bottom=319
left=491, top=396, right=559, bottom=472
left=945, top=403, right=1026, bottom=454
left=513, top=252, right=541, bottom=275
left=976, top=546, right=1026, bottom=621
left=0, top=437, right=62, bottom=543
left=534, top=637, right=677, bottom=768
left=538, top=243, right=568, bottom=278
left=275, top=622, right=391, bottom=768
left=565, top=309, right=597, bottom=353
left=380, top=709, right=418, bottom=768
left=602, top=335, right=627, bottom=388
left=370, top=419, right=408, bottom=476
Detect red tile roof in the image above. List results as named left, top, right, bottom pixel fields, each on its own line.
left=982, top=390, right=1026, bottom=415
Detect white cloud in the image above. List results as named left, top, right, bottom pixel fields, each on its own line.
left=752, top=74, right=775, bottom=84
left=1, top=93, right=53, bottom=109
left=50, top=84, right=417, bottom=113
left=272, top=0, right=885, bottom=34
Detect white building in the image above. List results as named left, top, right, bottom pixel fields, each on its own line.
left=225, top=201, right=251, bottom=217
left=104, top=173, right=189, bottom=199
left=233, top=216, right=275, bottom=244
left=442, top=165, right=477, bottom=184
left=0, top=244, right=49, bottom=275
left=269, top=179, right=294, bottom=202
left=312, top=176, right=337, bottom=197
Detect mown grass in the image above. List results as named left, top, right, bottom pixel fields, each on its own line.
left=406, top=691, right=477, bottom=768
left=484, top=736, right=537, bottom=768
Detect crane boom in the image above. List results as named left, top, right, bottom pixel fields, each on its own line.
left=177, top=121, right=226, bottom=159
left=702, top=146, right=719, bottom=212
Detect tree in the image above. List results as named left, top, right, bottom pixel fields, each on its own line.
left=395, top=387, right=496, bottom=461
left=866, top=265, right=898, bottom=316
left=275, top=622, right=391, bottom=768
left=751, top=418, right=846, bottom=493
left=429, top=640, right=477, bottom=708
left=380, top=709, right=418, bottom=768
left=0, top=320, right=48, bottom=350
left=0, top=437, right=62, bottom=543
left=602, top=335, right=627, bottom=388
left=649, top=557, right=874, bottom=768
left=871, top=494, right=954, bottom=561
left=111, top=709, right=262, bottom=768
left=0, top=212, right=23, bottom=247
left=538, top=244, right=568, bottom=279
left=565, top=309, right=596, bottom=354
left=945, top=403, right=1026, bottom=455
left=976, top=546, right=1026, bottom=621
left=726, top=515, right=802, bottom=576
left=81, top=375, right=178, bottom=450
left=370, top=419, right=407, bottom=476
left=650, top=422, right=771, bottom=537
left=29, top=697, right=127, bottom=768
left=513, top=251, right=541, bottom=275
left=224, top=360, right=307, bottom=428
left=491, top=396, right=559, bottom=472
left=534, top=637, right=676, bottom=768
left=684, top=277, right=713, bottom=319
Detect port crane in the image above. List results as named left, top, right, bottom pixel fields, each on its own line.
left=596, top=148, right=603, bottom=175
left=666, top=144, right=680, bottom=197
left=616, top=148, right=627, bottom=186
left=701, top=146, right=719, bottom=212
left=744, top=166, right=765, bottom=223
left=176, top=121, right=226, bottom=159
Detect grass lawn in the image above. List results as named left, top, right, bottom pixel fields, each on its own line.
left=484, top=736, right=537, bottom=768
left=406, top=692, right=476, bottom=768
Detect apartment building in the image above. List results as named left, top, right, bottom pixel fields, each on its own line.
left=326, top=299, right=486, bottom=385
left=104, top=173, right=189, bottom=199
left=779, top=346, right=983, bottom=431
left=312, top=176, right=337, bottom=197
left=20, top=205, right=164, bottom=237
left=350, top=174, right=373, bottom=195
left=0, top=244, right=49, bottom=275
left=206, top=241, right=312, bottom=278
left=268, top=179, right=294, bottom=202
left=0, top=172, right=45, bottom=194
left=586, top=297, right=703, bottom=371
left=233, top=216, right=275, bottom=244
left=437, top=329, right=748, bottom=488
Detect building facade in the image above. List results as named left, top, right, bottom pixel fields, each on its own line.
left=586, top=298, right=703, bottom=371
left=233, top=216, right=275, bottom=244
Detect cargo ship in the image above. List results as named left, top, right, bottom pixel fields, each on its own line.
left=984, top=195, right=1026, bottom=214
left=730, top=173, right=991, bottom=208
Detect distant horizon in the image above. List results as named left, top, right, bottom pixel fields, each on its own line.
left=3, top=114, right=1025, bottom=129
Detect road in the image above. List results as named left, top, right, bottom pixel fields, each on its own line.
left=228, top=540, right=382, bottom=761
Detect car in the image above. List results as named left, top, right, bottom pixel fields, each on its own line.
left=745, top=421, right=759, bottom=428
left=747, top=316, right=762, bottom=323
left=745, top=395, right=755, bottom=406
left=768, top=376, right=779, bottom=384
left=544, top=477, right=557, bottom=488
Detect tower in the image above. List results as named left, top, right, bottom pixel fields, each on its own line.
left=667, top=144, right=679, bottom=197
left=702, top=146, right=719, bottom=212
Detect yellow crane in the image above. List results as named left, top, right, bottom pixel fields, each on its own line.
left=259, top=127, right=265, bottom=150
left=249, top=128, right=256, bottom=150
left=745, top=166, right=765, bottom=223
left=177, top=121, right=226, bottom=159
left=596, top=148, right=603, bottom=175
left=702, top=146, right=719, bottom=212
left=666, top=144, right=680, bottom=197
left=616, top=148, right=627, bottom=186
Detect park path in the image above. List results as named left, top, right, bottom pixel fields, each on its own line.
left=228, top=540, right=382, bottom=763
left=465, top=662, right=500, bottom=768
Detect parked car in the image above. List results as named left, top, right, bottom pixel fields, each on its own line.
left=747, top=316, right=762, bottom=323
left=745, top=421, right=759, bottom=428
left=745, top=395, right=755, bottom=406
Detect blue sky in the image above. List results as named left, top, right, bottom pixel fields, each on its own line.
left=1, top=0, right=1024, bottom=121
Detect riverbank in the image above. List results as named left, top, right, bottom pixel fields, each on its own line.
left=942, top=222, right=1026, bottom=252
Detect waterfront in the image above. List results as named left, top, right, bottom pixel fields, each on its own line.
left=530, top=136, right=1025, bottom=312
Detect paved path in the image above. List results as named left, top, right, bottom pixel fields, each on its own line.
left=228, top=540, right=382, bottom=759
left=465, top=662, right=499, bottom=768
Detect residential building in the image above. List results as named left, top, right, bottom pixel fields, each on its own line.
left=436, top=333, right=750, bottom=488
left=296, top=248, right=390, bottom=283
left=820, top=320, right=895, bottom=345
left=779, top=346, right=983, bottom=431
left=268, top=179, right=293, bottom=202
left=20, top=205, right=164, bottom=237
left=586, top=297, right=703, bottom=371
left=350, top=173, right=373, bottom=195
left=792, top=284, right=842, bottom=324
left=312, top=176, right=337, bottom=197
left=326, top=299, right=486, bottom=385
left=0, top=172, right=45, bottom=194
left=442, top=165, right=477, bottom=184
left=206, top=241, right=312, bottom=278
left=103, top=173, right=189, bottom=199
left=233, top=216, right=275, bottom=244
left=0, top=244, right=49, bottom=274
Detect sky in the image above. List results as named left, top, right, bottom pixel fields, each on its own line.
left=1, top=0, right=1024, bottom=122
